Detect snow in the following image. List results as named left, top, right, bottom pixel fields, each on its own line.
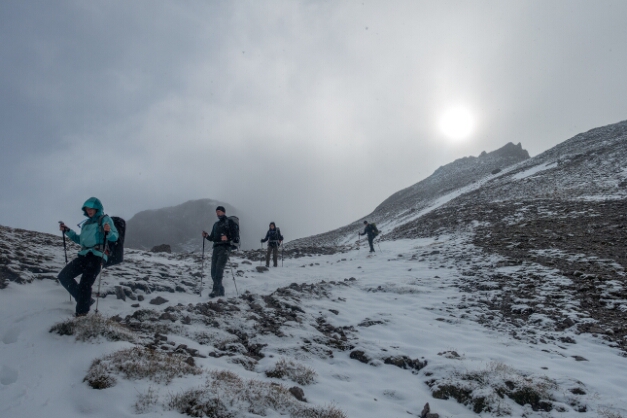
left=511, top=162, right=557, bottom=181
left=2, top=235, right=627, bottom=418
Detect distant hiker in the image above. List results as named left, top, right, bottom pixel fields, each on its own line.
left=261, top=222, right=283, bottom=267
left=359, top=220, right=379, bottom=253
left=202, top=206, right=239, bottom=298
left=57, top=197, right=119, bottom=317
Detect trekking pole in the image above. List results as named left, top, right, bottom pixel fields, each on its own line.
left=281, top=243, right=284, bottom=267
left=59, top=221, right=71, bottom=302
left=377, top=241, right=382, bottom=252
left=94, top=230, right=109, bottom=314
left=59, top=221, right=68, bottom=264
left=259, top=242, right=263, bottom=265
left=230, top=255, right=239, bottom=296
left=199, top=237, right=205, bottom=297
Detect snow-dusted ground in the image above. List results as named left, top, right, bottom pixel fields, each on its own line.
left=2, top=235, right=627, bottom=418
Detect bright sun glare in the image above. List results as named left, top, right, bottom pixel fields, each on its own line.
left=439, top=106, right=474, bottom=140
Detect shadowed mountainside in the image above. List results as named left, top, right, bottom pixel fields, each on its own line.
left=125, top=199, right=257, bottom=252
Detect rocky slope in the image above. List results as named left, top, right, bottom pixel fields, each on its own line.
left=290, top=142, right=530, bottom=248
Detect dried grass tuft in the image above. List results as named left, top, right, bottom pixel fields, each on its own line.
left=169, top=369, right=345, bottom=418
left=50, top=314, right=136, bottom=342
left=265, top=358, right=318, bottom=385
left=84, top=346, right=202, bottom=389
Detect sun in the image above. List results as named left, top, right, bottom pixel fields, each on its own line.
left=439, top=106, right=475, bottom=140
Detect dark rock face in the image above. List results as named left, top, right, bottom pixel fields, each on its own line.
left=150, top=244, right=171, bottom=253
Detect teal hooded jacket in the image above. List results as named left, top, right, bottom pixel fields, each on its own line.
left=65, top=197, right=118, bottom=260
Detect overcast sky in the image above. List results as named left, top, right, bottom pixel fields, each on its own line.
left=2, top=0, right=627, bottom=241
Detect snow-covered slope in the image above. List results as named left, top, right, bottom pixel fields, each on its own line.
left=2, top=222, right=627, bottom=417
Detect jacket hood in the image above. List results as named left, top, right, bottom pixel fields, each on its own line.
left=82, top=197, right=104, bottom=218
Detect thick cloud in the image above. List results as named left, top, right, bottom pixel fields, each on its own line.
left=2, top=0, right=627, bottom=241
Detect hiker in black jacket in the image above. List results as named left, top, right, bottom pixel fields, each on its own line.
left=359, top=220, right=376, bottom=252
left=202, top=206, right=237, bottom=297
left=261, top=222, right=283, bottom=267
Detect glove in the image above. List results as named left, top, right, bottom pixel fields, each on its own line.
left=260, top=239, right=264, bottom=243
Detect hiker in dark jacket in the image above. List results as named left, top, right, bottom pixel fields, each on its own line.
left=58, top=197, right=119, bottom=316
left=261, top=222, right=283, bottom=267
left=359, top=220, right=376, bottom=252
left=202, top=206, right=236, bottom=297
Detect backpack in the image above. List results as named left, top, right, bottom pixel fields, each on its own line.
left=99, top=215, right=126, bottom=267
left=228, top=216, right=240, bottom=247
left=371, top=223, right=380, bottom=237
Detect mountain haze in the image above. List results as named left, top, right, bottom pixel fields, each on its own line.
left=125, top=199, right=258, bottom=252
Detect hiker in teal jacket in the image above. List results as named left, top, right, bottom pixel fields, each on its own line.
left=58, top=197, right=118, bottom=316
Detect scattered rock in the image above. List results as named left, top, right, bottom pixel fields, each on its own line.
left=289, top=386, right=306, bottom=402
left=256, top=266, right=269, bottom=273
left=149, top=296, right=169, bottom=305
left=150, top=244, right=171, bottom=253
left=383, top=355, right=427, bottom=371
left=349, top=350, right=370, bottom=364
left=114, top=286, right=126, bottom=301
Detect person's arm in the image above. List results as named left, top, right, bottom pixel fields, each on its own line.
left=261, top=230, right=269, bottom=243
left=207, top=224, right=216, bottom=242
left=65, top=227, right=81, bottom=245
left=103, top=217, right=118, bottom=242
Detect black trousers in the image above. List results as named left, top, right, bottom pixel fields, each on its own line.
left=367, top=236, right=375, bottom=252
left=211, top=245, right=230, bottom=296
left=266, top=245, right=278, bottom=267
left=57, top=253, right=102, bottom=314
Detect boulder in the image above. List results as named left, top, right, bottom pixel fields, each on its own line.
left=149, top=296, right=169, bottom=305
left=150, top=244, right=171, bottom=253
left=289, top=386, right=306, bottom=402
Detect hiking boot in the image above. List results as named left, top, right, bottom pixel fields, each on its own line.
left=209, top=291, right=217, bottom=298
left=75, top=312, right=88, bottom=318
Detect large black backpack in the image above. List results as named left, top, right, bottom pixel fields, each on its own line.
left=99, top=215, right=126, bottom=267
left=228, top=216, right=240, bottom=247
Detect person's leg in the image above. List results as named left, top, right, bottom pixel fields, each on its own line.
left=57, top=256, right=87, bottom=300
left=214, top=246, right=229, bottom=296
left=210, top=247, right=219, bottom=296
left=272, top=246, right=278, bottom=267
left=75, top=254, right=102, bottom=315
left=368, top=237, right=375, bottom=252
left=265, top=246, right=271, bottom=267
